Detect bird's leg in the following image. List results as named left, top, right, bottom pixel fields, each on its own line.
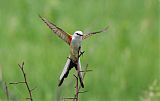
left=79, top=51, right=85, bottom=58
left=67, top=57, right=72, bottom=61
left=78, top=46, right=85, bottom=58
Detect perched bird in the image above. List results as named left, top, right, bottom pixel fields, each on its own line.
left=39, top=15, right=108, bottom=88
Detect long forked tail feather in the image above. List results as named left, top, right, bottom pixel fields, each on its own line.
left=77, top=59, right=84, bottom=88
left=58, top=57, right=84, bottom=88
left=58, top=58, right=72, bottom=86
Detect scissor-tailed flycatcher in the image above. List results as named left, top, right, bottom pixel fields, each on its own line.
left=39, top=15, right=108, bottom=88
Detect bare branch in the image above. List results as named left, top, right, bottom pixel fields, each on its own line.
left=62, top=52, right=92, bottom=101
left=63, top=97, right=76, bottom=100
left=78, top=91, right=88, bottom=93
left=74, top=74, right=79, bottom=101
left=9, top=62, right=34, bottom=101
left=79, top=69, right=92, bottom=73
left=9, top=81, right=26, bottom=84
left=30, top=86, right=37, bottom=92
left=72, top=64, right=91, bottom=101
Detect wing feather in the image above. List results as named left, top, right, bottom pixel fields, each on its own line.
left=39, top=15, right=72, bottom=45
left=83, top=26, right=109, bottom=40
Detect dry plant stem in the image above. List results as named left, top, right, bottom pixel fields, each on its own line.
left=5, top=82, right=9, bottom=101
left=72, top=64, right=91, bottom=101
left=10, top=81, right=25, bottom=84
left=63, top=53, right=92, bottom=101
left=74, top=75, right=79, bottom=101
left=19, top=63, right=33, bottom=101
left=63, top=65, right=90, bottom=101
left=63, top=97, right=75, bottom=100
left=9, top=62, right=33, bottom=101
left=63, top=74, right=80, bottom=101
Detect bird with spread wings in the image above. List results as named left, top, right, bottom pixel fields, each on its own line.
left=39, top=15, right=109, bottom=88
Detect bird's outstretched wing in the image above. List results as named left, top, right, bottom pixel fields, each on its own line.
left=39, top=15, right=72, bottom=45
left=83, top=26, right=109, bottom=40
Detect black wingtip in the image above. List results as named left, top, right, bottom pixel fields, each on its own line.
left=89, top=25, right=109, bottom=35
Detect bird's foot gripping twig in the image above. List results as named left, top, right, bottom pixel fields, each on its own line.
left=67, top=57, right=72, bottom=60
left=78, top=51, right=85, bottom=58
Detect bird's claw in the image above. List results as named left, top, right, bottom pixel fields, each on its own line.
left=67, top=57, right=72, bottom=60
left=79, top=51, right=85, bottom=58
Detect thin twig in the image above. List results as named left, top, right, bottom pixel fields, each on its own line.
left=78, top=91, right=88, bottom=93
left=63, top=53, right=92, bottom=101
left=74, top=74, right=79, bottom=101
left=10, top=62, right=34, bottom=101
left=72, top=64, right=91, bottom=101
left=9, top=81, right=25, bottom=84
left=63, top=97, right=76, bottom=100
left=79, top=69, right=92, bottom=72
left=82, top=64, right=89, bottom=79
left=5, top=82, right=9, bottom=101
left=30, top=86, right=37, bottom=92
left=62, top=65, right=90, bottom=101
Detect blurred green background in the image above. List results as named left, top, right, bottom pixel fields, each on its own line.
left=0, top=0, right=159, bottom=101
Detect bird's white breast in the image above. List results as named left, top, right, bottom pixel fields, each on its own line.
left=70, top=36, right=82, bottom=61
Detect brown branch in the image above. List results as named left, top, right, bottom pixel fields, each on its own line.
left=78, top=91, right=88, bottom=93
left=82, top=64, right=90, bottom=79
left=30, top=86, right=37, bottom=92
left=63, top=97, right=76, bottom=100
left=79, top=69, right=92, bottom=72
left=63, top=51, right=92, bottom=101
left=9, top=62, right=33, bottom=101
left=73, top=74, right=79, bottom=101
left=4, top=82, right=9, bottom=101
left=9, top=81, right=25, bottom=84
left=64, top=64, right=91, bottom=101
left=72, top=64, right=91, bottom=101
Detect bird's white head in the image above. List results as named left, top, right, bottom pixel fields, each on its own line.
left=73, top=31, right=83, bottom=40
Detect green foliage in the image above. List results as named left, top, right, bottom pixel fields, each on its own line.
left=0, top=0, right=159, bottom=101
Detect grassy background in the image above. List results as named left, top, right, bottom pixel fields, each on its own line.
left=0, top=0, right=159, bottom=101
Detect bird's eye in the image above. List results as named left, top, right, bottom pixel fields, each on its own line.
left=76, top=33, right=83, bottom=36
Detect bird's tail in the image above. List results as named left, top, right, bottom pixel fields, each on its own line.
left=58, top=57, right=72, bottom=87
left=76, top=59, right=84, bottom=88
left=58, top=57, right=84, bottom=88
